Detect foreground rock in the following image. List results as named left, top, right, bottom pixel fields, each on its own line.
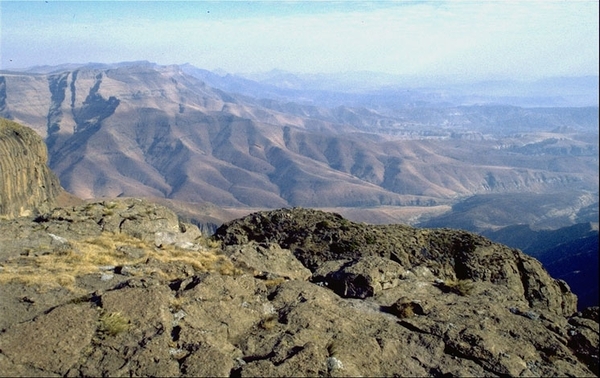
left=0, top=205, right=597, bottom=377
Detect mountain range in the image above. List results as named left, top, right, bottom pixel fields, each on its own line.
left=0, top=63, right=597, bottom=224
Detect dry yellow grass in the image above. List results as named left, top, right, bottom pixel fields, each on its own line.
left=263, top=277, right=287, bottom=288
left=0, top=231, right=238, bottom=292
left=442, top=278, right=475, bottom=296
left=98, top=311, right=130, bottom=337
left=259, top=314, right=278, bottom=330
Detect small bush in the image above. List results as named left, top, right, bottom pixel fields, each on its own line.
left=316, top=220, right=332, bottom=229
left=394, top=303, right=415, bottom=319
left=364, top=234, right=377, bottom=245
left=327, top=341, right=341, bottom=357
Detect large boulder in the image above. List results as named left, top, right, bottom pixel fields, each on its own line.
left=312, top=256, right=404, bottom=299
left=223, top=241, right=312, bottom=281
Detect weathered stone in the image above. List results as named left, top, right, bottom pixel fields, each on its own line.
left=181, top=344, right=235, bottom=377
left=0, top=303, right=97, bottom=375
left=568, top=307, right=600, bottom=375
left=312, top=255, right=404, bottom=298
left=216, top=208, right=577, bottom=315
left=224, top=241, right=312, bottom=281
left=390, top=296, right=430, bottom=318
left=0, top=202, right=597, bottom=377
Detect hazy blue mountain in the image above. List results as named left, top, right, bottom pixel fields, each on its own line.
left=185, top=66, right=599, bottom=108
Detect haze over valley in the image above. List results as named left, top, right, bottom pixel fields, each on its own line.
left=0, top=62, right=597, bottom=227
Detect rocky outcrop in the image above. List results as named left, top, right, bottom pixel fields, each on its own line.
left=215, top=208, right=577, bottom=317
left=0, top=204, right=597, bottom=377
left=0, top=118, right=62, bottom=218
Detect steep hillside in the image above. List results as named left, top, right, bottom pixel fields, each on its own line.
left=419, top=193, right=599, bottom=231
left=0, top=118, right=63, bottom=218
left=538, top=234, right=599, bottom=310
left=0, top=64, right=597, bottom=214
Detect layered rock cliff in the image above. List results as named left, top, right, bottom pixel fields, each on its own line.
left=0, top=118, right=62, bottom=218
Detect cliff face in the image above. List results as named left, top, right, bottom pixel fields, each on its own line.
left=0, top=118, right=62, bottom=218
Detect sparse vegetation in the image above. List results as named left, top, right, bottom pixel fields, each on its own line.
left=105, top=201, right=118, bottom=209
left=169, top=296, right=187, bottom=312
left=439, top=278, right=475, bottom=296
left=364, top=234, right=377, bottom=245
left=259, top=314, right=278, bottom=330
left=98, top=311, right=130, bottom=337
left=327, top=340, right=341, bottom=357
left=0, top=231, right=238, bottom=292
left=263, top=277, right=286, bottom=288
left=394, top=303, right=415, bottom=319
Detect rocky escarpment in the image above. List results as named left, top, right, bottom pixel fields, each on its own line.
left=0, top=203, right=597, bottom=377
left=0, top=118, right=62, bottom=218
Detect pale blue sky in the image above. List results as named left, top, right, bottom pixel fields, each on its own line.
left=1, top=1, right=598, bottom=80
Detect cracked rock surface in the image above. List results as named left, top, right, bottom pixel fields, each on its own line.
left=0, top=205, right=597, bottom=377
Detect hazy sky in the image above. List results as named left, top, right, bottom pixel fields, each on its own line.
left=1, top=1, right=598, bottom=80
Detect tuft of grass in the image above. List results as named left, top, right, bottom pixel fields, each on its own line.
left=259, top=314, right=278, bottom=330
left=327, top=340, right=342, bottom=358
left=440, top=279, right=474, bottom=296
left=98, top=311, right=130, bottom=337
left=263, top=277, right=286, bottom=288
left=170, top=296, right=187, bottom=312
left=394, top=303, right=415, bottom=319
left=104, top=201, right=118, bottom=209
left=203, top=237, right=222, bottom=249
left=82, top=203, right=95, bottom=212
